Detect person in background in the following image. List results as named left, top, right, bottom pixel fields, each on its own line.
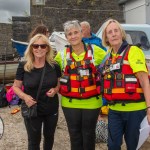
left=28, top=24, right=50, bottom=40
left=55, top=20, right=106, bottom=150
left=80, top=21, right=106, bottom=51
left=80, top=21, right=108, bottom=106
left=101, top=18, right=150, bottom=150
left=13, top=34, right=61, bottom=150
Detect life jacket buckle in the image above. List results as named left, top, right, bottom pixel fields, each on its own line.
left=67, top=59, right=72, bottom=66
left=104, top=88, right=112, bottom=94
left=79, top=87, right=85, bottom=93
left=76, top=76, right=83, bottom=81
left=76, top=61, right=82, bottom=67
left=85, top=59, right=90, bottom=65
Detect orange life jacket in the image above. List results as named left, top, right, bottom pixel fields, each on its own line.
left=102, top=46, right=145, bottom=104
left=59, top=44, right=101, bottom=99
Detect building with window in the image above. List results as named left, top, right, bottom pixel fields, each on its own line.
left=119, top=0, right=150, bottom=24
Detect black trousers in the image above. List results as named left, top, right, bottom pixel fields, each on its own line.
left=24, top=113, right=58, bottom=150
left=63, top=107, right=100, bottom=150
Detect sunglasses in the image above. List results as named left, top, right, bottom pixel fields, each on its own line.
left=32, top=44, right=48, bottom=49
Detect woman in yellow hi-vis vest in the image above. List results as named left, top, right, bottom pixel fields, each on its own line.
left=55, top=20, right=106, bottom=150
left=101, top=18, right=150, bottom=150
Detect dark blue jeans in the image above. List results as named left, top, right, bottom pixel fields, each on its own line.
left=24, top=113, right=58, bottom=150
left=108, top=109, right=146, bottom=150
left=62, top=107, right=100, bottom=150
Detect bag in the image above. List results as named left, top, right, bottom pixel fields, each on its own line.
left=6, top=86, right=22, bottom=105
left=0, top=85, right=8, bottom=108
left=9, top=95, right=21, bottom=105
left=21, top=103, right=37, bottom=118
left=95, top=120, right=108, bottom=143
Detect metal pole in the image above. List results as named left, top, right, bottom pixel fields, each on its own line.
left=3, top=42, right=7, bottom=85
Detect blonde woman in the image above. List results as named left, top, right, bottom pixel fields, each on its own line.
left=13, top=34, right=61, bottom=150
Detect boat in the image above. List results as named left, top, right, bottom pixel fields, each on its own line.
left=0, top=60, right=19, bottom=82
left=49, top=31, right=69, bottom=52
left=11, top=32, right=69, bottom=58
left=11, top=39, right=28, bottom=57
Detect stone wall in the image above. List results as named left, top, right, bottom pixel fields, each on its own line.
left=0, top=23, right=13, bottom=56
left=0, top=0, right=124, bottom=55
left=12, top=17, right=31, bottom=42
left=30, top=0, right=124, bottom=33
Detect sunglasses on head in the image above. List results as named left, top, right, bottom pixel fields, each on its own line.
left=32, top=44, right=48, bottom=49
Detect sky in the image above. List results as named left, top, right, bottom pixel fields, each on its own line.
left=0, top=0, right=30, bottom=23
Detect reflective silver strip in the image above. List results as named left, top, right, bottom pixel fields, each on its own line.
left=91, top=44, right=95, bottom=65
left=125, top=78, right=137, bottom=82
left=60, top=78, right=67, bottom=83
left=123, top=60, right=129, bottom=65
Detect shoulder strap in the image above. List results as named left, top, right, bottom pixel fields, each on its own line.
left=89, top=44, right=95, bottom=65
left=60, top=47, right=66, bottom=71
left=120, top=45, right=130, bottom=65
left=36, top=64, right=46, bottom=101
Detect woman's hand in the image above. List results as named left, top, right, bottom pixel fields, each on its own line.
left=24, top=95, right=37, bottom=107
left=46, top=88, right=57, bottom=97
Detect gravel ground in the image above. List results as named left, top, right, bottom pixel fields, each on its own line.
left=0, top=104, right=150, bottom=150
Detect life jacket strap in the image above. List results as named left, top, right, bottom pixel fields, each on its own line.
left=104, top=88, right=143, bottom=94
left=71, top=85, right=97, bottom=93
left=70, top=74, right=95, bottom=81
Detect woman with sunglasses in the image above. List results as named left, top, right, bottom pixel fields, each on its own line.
left=55, top=20, right=106, bottom=150
left=13, top=34, right=61, bottom=150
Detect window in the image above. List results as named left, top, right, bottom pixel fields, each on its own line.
left=126, top=31, right=150, bottom=51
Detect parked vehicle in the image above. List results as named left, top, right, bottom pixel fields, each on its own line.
left=49, top=31, right=69, bottom=52
left=96, top=23, right=150, bottom=73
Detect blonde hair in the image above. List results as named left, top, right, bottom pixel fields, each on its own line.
left=63, top=20, right=82, bottom=36
left=102, top=19, right=126, bottom=48
left=24, top=34, right=55, bottom=72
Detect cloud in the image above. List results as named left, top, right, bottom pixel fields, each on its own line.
left=0, top=0, right=30, bottom=23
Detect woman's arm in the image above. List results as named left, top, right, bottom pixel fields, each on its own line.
left=46, top=78, right=60, bottom=97
left=13, top=79, right=36, bottom=107
left=136, top=71, right=150, bottom=123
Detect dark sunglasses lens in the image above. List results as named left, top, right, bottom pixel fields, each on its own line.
left=32, top=44, right=47, bottom=49
left=40, top=44, right=47, bottom=49
left=32, top=44, right=39, bottom=49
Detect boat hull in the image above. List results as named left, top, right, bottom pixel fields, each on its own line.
left=0, top=61, right=19, bottom=82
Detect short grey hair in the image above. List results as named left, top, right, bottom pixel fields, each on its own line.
left=80, top=21, right=90, bottom=29
left=63, top=20, right=82, bottom=35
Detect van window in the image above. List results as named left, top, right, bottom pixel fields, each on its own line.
left=125, top=31, right=150, bottom=51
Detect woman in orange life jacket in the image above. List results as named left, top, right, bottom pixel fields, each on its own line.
left=54, top=20, right=106, bottom=150
left=101, top=18, right=150, bottom=150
